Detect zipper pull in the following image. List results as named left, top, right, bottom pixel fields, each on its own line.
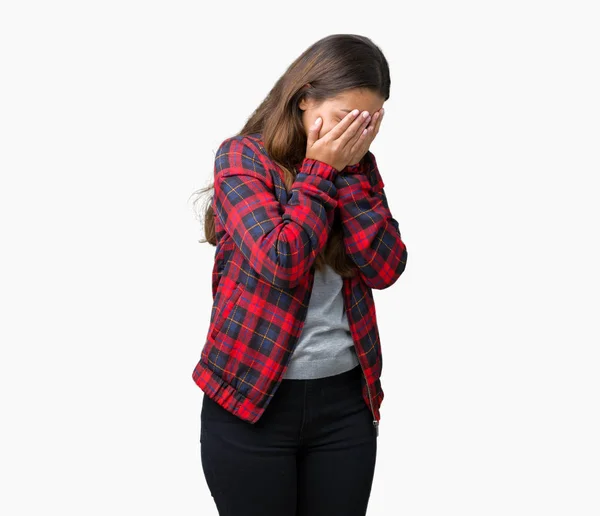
left=373, top=420, right=379, bottom=437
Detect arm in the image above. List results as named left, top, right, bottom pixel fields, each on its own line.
left=335, top=151, right=408, bottom=289
left=213, top=135, right=339, bottom=289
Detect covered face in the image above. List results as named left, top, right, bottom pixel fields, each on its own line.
left=299, top=87, right=385, bottom=139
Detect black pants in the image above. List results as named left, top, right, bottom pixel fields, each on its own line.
left=200, top=365, right=378, bottom=516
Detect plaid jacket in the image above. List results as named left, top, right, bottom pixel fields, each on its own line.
left=192, top=133, right=408, bottom=429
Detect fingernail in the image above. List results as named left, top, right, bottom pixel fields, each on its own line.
left=314, top=117, right=322, bottom=125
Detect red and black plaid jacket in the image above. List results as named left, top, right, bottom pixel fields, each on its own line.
left=192, top=133, right=408, bottom=429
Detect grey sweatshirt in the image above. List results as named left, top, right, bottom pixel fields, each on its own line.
left=282, top=264, right=359, bottom=380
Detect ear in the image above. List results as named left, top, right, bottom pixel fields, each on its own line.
left=298, top=83, right=313, bottom=111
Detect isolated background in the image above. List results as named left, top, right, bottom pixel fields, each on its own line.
left=1, top=0, right=599, bottom=514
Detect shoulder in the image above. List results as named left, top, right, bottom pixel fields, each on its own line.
left=215, top=133, right=261, bottom=163
left=214, top=133, right=273, bottom=183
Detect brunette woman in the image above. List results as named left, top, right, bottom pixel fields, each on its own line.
left=191, top=33, right=408, bottom=516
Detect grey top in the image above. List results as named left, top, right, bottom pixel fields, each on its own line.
left=282, top=264, right=360, bottom=380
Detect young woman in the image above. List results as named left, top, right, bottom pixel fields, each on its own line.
left=191, top=33, right=408, bottom=516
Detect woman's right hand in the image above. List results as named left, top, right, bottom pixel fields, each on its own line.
left=305, top=109, right=372, bottom=171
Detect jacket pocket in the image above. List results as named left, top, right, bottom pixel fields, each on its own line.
left=210, top=283, right=244, bottom=339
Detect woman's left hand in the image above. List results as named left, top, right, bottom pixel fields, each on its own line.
left=346, top=107, right=385, bottom=167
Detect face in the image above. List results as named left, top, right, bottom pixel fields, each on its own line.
left=298, top=87, right=385, bottom=139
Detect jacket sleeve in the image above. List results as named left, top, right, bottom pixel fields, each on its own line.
left=213, top=135, right=339, bottom=289
left=335, top=151, right=408, bottom=290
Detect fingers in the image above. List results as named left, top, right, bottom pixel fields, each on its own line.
left=330, top=110, right=371, bottom=154
left=345, top=109, right=377, bottom=151
left=307, top=107, right=385, bottom=169
left=358, top=107, right=384, bottom=146
left=346, top=111, right=372, bottom=147
left=306, top=116, right=322, bottom=148
left=349, top=125, right=370, bottom=158
left=348, top=124, right=371, bottom=162
left=323, top=109, right=361, bottom=142
left=370, top=107, right=384, bottom=137
left=348, top=107, right=384, bottom=161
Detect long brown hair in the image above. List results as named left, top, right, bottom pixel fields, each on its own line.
left=190, top=34, right=390, bottom=277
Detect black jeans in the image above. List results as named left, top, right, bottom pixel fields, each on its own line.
left=200, top=365, right=378, bottom=516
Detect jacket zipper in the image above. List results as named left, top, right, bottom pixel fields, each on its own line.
left=358, top=361, right=379, bottom=437
left=342, top=280, right=379, bottom=437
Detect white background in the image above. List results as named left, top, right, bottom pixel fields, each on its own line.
left=1, top=1, right=599, bottom=514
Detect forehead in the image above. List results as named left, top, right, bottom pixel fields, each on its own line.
left=329, top=88, right=385, bottom=113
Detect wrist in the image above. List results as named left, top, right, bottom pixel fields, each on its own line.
left=343, top=156, right=365, bottom=174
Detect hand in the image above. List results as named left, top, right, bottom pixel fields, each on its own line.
left=305, top=109, right=373, bottom=171
left=346, top=107, right=384, bottom=167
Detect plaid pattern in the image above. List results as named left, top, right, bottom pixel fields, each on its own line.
left=192, top=133, right=408, bottom=424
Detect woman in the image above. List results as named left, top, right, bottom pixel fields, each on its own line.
left=191, top=33, right=408, bottom=516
